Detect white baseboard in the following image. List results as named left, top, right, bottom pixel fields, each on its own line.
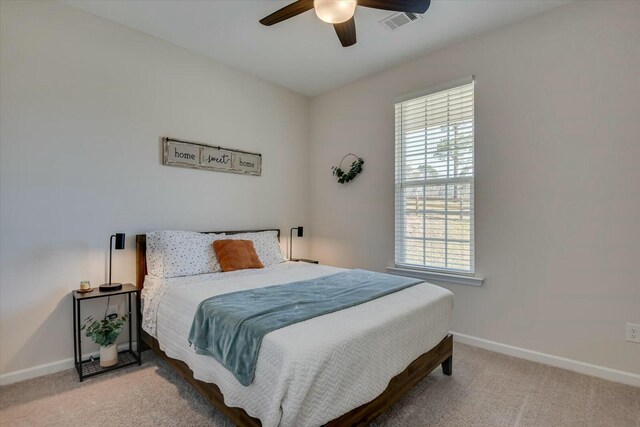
left=0, top=358, right=75, bottom=386
left=2, top=335, right=638, bottom=388
left=452, top=332, right=640, bottom=388
left=0, top=342, right=138, bottom=386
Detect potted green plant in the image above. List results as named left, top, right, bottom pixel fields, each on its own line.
left=81, top=314, right=128, bottom=367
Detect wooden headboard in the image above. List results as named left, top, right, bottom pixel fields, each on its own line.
left=135, top=229, right=280, bottom=289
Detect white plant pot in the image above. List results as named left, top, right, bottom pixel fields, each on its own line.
left=100, top=344, right=118, bottom=367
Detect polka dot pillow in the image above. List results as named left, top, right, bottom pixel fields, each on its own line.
left=228, top=230, right=286, bottom=267
left=146, top=230, right=227, bottom=278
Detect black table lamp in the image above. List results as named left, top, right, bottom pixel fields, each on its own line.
left=289, top=226, right=303, bottom=261
left=99, top=233, right=125, bottom=292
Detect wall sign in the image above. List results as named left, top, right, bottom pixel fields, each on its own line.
left=162, top=137, right=261, bottom=176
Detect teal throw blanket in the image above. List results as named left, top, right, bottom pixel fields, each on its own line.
left=188, top=269, right=422, bottom=386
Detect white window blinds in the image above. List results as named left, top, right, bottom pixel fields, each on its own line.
left=395, top=80, right=475, bottom=273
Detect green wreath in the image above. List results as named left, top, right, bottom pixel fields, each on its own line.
left=332, top=153, right=364, bottom=184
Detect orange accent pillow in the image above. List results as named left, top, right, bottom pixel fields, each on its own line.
left=213, top=240, right=264, bottom=272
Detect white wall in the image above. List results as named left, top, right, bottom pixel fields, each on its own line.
left=309, top=0, right=640, bottom=375
left=0, top=0, right=310, bottom=378
left=2, top=0, right=639, bottom=384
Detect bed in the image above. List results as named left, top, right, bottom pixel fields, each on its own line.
left=136, top=229, right=454, bottom=426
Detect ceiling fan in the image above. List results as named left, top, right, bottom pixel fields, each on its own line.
left=259, top=0, right=431, bottom=47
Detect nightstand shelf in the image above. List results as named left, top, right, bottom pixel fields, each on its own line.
left=72, top=283, right=142, bottom=381
left=79, top=349, right=139, bottom=377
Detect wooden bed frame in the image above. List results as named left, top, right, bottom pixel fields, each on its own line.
left=136, top=229, right=453, bottom=426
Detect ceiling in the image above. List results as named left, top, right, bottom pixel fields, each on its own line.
left=63, top=0, right=570, bottom=96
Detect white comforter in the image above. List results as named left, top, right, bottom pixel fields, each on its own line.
left=142, top=262, right=453, bottom=427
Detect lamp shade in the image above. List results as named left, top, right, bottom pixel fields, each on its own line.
left=297, top=227, right=304, bottom=237
left=314, top=0, right=357, bottom=24
left=114, top=233, right=125, bottom=250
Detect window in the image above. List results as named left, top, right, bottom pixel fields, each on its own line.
left=394, top=79, right=474, bottom=274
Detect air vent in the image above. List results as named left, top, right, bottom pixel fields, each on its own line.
left=379, top=12, right=422, bottom=31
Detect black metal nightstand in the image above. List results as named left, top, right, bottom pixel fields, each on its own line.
left=291, top=258, right=319, bottom=264
left=72, top=283, right=142, bottom=381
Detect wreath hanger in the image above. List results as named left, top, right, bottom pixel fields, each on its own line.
left=332, top=153, right=364, bottom=184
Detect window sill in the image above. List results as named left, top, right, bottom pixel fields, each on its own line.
left=387, top=267, right=484, bottom=287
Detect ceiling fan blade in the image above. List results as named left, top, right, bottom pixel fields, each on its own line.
left=334, top=17, right=357, bottom=47
left=358, top=0, right=430, bottom=14
left=259, top=0, right=314, bottom=26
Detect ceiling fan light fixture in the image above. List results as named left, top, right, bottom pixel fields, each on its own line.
left=314, top=0, right=357, bottom=24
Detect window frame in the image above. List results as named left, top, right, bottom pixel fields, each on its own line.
left=393, top=76, right=477, bottom=277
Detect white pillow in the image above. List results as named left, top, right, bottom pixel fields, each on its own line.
left=146, top=230, right=226, bottom=278
left=229, top=230, right=286, bottom=267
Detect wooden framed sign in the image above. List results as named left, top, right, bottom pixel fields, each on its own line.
left=162, top=137, right=261, bottom=176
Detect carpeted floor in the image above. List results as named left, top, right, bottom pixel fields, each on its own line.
left=1, top=343, right=638, bottom=426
